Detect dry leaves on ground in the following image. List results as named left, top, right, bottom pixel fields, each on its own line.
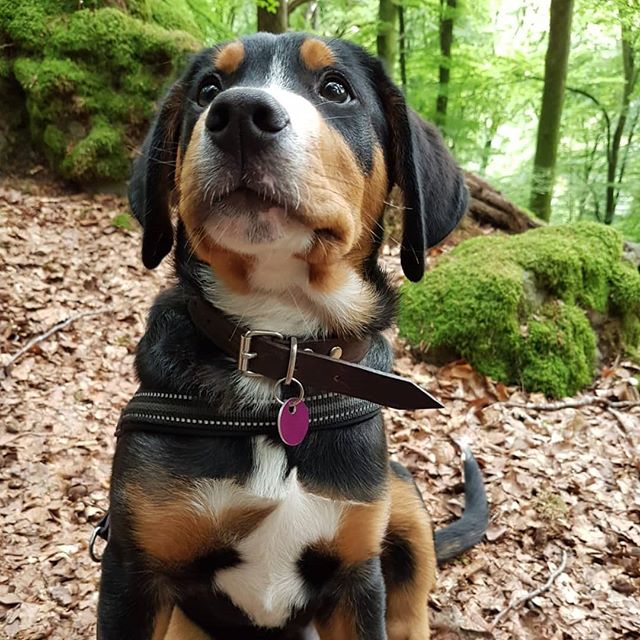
left=1, top=181, right=639, bottom=639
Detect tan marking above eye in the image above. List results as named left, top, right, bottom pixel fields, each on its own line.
left=300, top=38, right=336, bottom=71
left=214, top=40, right=245, bottom=74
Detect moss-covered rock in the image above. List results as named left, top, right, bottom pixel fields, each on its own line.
left=398, top=223, right=640, bottom=397
left=0, top=0, right=208, bottom=183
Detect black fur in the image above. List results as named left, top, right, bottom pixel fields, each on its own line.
left=381, top=532, right=415, bottom=586
left=433, top=448, right=490, bottom=566
left=361, top=53, right=469, bottom=282
left=100, top=32, right=483, bottom=640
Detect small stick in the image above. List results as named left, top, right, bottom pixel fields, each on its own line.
left=398, top=442, right=432, bottom=462
left=3, top=308, right=113, bottom=376
left=503, top=397, right=639, bottom=411
left=491, top=550, right=568, bottom=628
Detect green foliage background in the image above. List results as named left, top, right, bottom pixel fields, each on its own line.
left=1, top=0, right=638, bottom=238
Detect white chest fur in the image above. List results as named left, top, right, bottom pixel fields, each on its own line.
left=213, top=437, right=343, bottom=628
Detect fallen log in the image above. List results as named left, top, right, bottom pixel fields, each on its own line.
left=464, top=171, right=540, bottom=233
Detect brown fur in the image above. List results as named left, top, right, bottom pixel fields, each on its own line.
left=164, top=608, right=213, bottom=640
left=347, top=144, right=388, bottom=269
left=300, top=38, right=336, bottom=70
left=127, top=482, right=276, bottom=565
left=302, top=121, right=365, bottom=266
left=315, top=604, right=359, bottom=640
left=213, top=41, right=245, bottom=74
left=188, top=232, right=255, bottom=295
left=384, top=474, right=436, bottom=640
left=150, top=608, right=173, bottom=640
left=331, top=498, right=390, bottom=565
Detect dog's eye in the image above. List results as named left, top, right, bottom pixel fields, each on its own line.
left=319, top=78, right=351, bottom=103
left=197, top=81, right=221, bottom=107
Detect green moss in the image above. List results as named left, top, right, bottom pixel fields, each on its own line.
left=111, top=211, right=136, bottom=230
left=398, top=222, right=640, bottom=397
left=60, top=118, right=128, bottom=182
left=518, top=302, right=596, bottom=398
left=0, top=0, right=206, bottom=184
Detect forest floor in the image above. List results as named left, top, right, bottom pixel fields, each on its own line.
left=1, top=178, right=639, bottom=640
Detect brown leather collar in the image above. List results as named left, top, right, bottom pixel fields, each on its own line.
left=187, top=297, right=442, bottom=411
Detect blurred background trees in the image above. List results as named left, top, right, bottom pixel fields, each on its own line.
left=1, top=0, right=638, bottom=239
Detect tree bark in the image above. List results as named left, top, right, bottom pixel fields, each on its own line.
left=529, top=0, right=575, bottom=222
left=435, top=0, right=456, bottom=129
left=377, top=0, right=398, bottom=77
left=398, top=4, right=407, bottom=94
left=605, top=29, right=636, bottom=224
left=465, top=172, right=540, bottom=233
left=257, top=0, right=288, bottom=33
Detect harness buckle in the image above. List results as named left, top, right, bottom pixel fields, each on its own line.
left=88, top=512, right=110, bottom=562
left=238, top=329, right=284, bottom=376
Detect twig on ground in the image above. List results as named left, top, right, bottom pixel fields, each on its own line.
left=503, top=396, right=639, bottom=411
left=398, top=442, right=432, bottom=462
left=608, top=408, right=640, bottom=453
left=491, top=549, right=569, bottom=628
left=3, top=308, right=113, bottom=376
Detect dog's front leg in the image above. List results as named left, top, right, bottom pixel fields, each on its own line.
left=97, top=540, right=170, bottom=640
left=314, top=557, right=387, bottom=640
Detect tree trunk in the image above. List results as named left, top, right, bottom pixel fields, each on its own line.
left=257, top=0, right=288, bottom=34
left=529, top=0, right=575, bottom=221
left=398, top=4, right=407, bottom=94
left=377, top=0, right=398, bottom=76
left=435, top=0, right=456, bottom=129
left=605, top=29, right=636, bottom=224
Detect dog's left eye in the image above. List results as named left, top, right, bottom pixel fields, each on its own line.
left=198, top=81, right=221, bottom=107
left=319, top=77, right=351, bottom=103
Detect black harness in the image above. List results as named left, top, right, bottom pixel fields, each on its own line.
left=116, top=389, right=381, bottom=439
left=89, top=388, right=381, bottom=560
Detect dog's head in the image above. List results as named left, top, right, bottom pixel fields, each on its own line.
left=130, top=33, right=467, bottom=332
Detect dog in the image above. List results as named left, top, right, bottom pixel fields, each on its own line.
left=97, top=32, right=488, bottom=640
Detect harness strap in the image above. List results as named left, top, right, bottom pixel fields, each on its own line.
left=116, top=389, right=381, bottom=438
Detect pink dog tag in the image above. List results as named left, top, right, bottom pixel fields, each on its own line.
left=277, top=399, right=309, bottom=446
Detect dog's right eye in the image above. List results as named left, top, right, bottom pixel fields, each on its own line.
left=197, top=81, right=221, bottom=107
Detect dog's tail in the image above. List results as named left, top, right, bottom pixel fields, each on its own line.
left=434, top=447, right=489, bottom=565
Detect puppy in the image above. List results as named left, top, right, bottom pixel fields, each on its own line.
left=98, top=32, right=488, bottom=640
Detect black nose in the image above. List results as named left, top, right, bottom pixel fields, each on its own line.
left=205, top=88, right=290, bottom=155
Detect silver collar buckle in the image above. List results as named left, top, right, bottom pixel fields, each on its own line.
left=238, top=329, right=284, bottom=377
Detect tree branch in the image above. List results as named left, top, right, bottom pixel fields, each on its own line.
left=3, top=308, right=114, bottom=377
left=288, top=0, right=311, bottom=14
left=503, top=396, right=639, bottom=411
left=492, top=550, right=568, bottom=628
left=527, top=75, right=612, bottom=149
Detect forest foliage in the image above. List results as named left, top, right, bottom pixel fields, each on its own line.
left=1, top=0, right=638, bottom=239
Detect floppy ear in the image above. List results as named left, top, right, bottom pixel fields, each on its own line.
left=372, top=64, right=468, bottom=282
left=129, top=81, right=185, bottom=269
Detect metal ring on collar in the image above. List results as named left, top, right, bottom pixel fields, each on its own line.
left=285, top=336, right=298, bottom=385
left=273, top=377, right=305, bottom=406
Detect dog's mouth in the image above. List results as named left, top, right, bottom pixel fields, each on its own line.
left=212, top=186, right=288, bottom=215
left=196, top=182, right=342, bottom=253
